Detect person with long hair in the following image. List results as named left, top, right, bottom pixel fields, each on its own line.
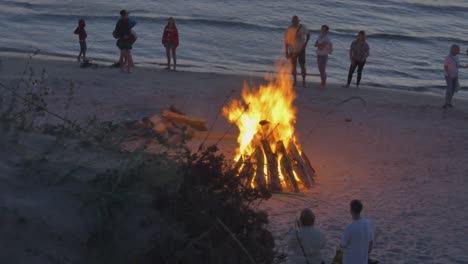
left=162, top=17, right=179, bottom=71
left=288, top=208, right=326, bottom=264
left=345, top=31, right=369, bottom=88
left=113, top=10, right=135, bottom=73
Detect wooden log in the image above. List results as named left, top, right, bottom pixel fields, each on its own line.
left=162, top=111, right=208, bottom=131
left=252, top=146, right=266, bottom=188
left=276, top=141, right=299, bottom=192
left=169, top=105, right=185, bottom=115
left=238, top=156, right=254, bottom=187
left=261, top=140, right=282, bottom=192
left=233, top=155, right=244, bottom=173
left=287, top=142, right=313, bottom=188
left=301, top=152, right=316, bottom=182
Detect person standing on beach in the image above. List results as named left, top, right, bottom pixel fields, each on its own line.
left=314, top=25, right=332, bottom=88
left=74, top=18, right=87, bottom=62
left=113, top=10, right=135, bottom=73
left=443, top=44, right=468, bottom=108
left=162, top=17, right=179, bottom=71
left=288, top=208, right=326, bottom=264
left=285, top=15, right=310, bottom=87
left=340, top=200, right=374, bottom=264
left=345, top=31, right=369, bottom=88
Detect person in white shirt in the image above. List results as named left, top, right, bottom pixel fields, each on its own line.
left=288, top=208, right=326, bottom=264
left=340, top=200, right=374, bottom=264
left=314, top=25, right=332, bottom=88
left=285, top=15, right=311, bottom=88
left=443, top=44, right=468, bottom=108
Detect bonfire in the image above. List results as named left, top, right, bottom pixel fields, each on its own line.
left=223, top=64, right=316, bottom=192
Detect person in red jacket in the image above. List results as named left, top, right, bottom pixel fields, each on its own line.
left=74, top=18, right=87, bottom=62
left=162, top=17, right=179, bottom=71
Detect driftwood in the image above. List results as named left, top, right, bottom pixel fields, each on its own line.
left=276, top=141, right=299, bottom=192
left=162, top=111, right=207, bottom=131
left=287, top=142, right=313, bottom=188
left=252, top=145, right=266, bottom=188
left=261, top=140, right=282, bottom=191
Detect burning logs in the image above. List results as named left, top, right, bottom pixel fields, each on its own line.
left=287, top=142, right=315, bottom=188
left=236, top=138, right=316, bottom=193
left=276, top=141, right=299, bottom=193
left=262, top=140, right=282, bottom=192
left=222, top=63, right=317, bottom=193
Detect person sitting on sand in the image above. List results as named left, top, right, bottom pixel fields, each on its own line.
left=315, top=25, right=332, bottom=88
left=113, top=10, right=135, bottom=73
left=74, top=18, right=87, bottom=62
left=162, top=17, right=179, bottom=71
left=288, top=208, right=326, bottom=264
left=285, top=15, right=310, bottom=87
left=345, top=31, right=369, bottom=88
left=340, top=200, right=374, bottom=264
left=443, top=44, right=468, bottom=108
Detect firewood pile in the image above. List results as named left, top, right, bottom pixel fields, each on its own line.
left=234, top=121, right=316, bottom=193
left=121, top=105, right=207, bottom=150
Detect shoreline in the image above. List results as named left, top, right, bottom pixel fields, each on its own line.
left=1, top=49, right=464, bottom=94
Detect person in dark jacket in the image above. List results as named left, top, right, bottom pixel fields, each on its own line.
left=113, top=10, right=135, bottom=73
left=74, top=18, right=87, bottom=62
left=345, top=31, right=369, bottom=88
left=162, top=17, right=179, bottom=71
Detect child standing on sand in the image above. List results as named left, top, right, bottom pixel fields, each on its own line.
left=443, top=44, right=468, bottom=108
left=74, top=18, right=87, bottom=62
left=162, top=17, right=179, bottom=71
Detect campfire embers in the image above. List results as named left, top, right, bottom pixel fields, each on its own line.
left=223, top=63, right=316, bottom=192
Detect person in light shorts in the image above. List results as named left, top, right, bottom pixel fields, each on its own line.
left=443, top=44, right=468, bottom=108
left=315, top=25, right=332, bottom=87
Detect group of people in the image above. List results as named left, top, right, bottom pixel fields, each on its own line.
left=284, top=15, right=369, bottom=89
left=284, top=15, right=467, bottom=108
left=73, top=9, right=179, bottom=73
left=288, top=200, right=374, bottom=264
left=74, top=12, right=467, bottom=108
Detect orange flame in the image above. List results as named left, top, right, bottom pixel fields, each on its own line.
left=223, top=62, right=297, bottom=160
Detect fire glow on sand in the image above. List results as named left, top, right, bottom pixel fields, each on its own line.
left=223, top=63, right=316, bottom=192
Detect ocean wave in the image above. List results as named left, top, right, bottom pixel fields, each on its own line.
left=0, top=0, right=42, bottom=9
left=22, top=12, right=287, bottom=32
left=6, top=10, right=467, bottom=46
left=409, top=2, right=468, bottom=13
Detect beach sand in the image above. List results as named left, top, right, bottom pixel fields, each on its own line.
left=1, top=53, right=468, bottom=263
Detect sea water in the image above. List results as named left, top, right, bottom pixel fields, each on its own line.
left=0, top=0, right=467, bottom=91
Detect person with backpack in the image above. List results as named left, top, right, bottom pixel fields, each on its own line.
left=162, top=17, right=179, bottom=71
left=285, top=15, right=310, bottom=88
left=74, top=18, right=87, bottom=62
left=315, top=25, right=333, bottom=88
left=113, top=9, right=136, bottom=73
left=345, top=31, right=369, bottom=88
left=288, top=208, right=326, bottom=264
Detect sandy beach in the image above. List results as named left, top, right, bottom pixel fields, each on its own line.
left=1, top=53, right=468, bottom=263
